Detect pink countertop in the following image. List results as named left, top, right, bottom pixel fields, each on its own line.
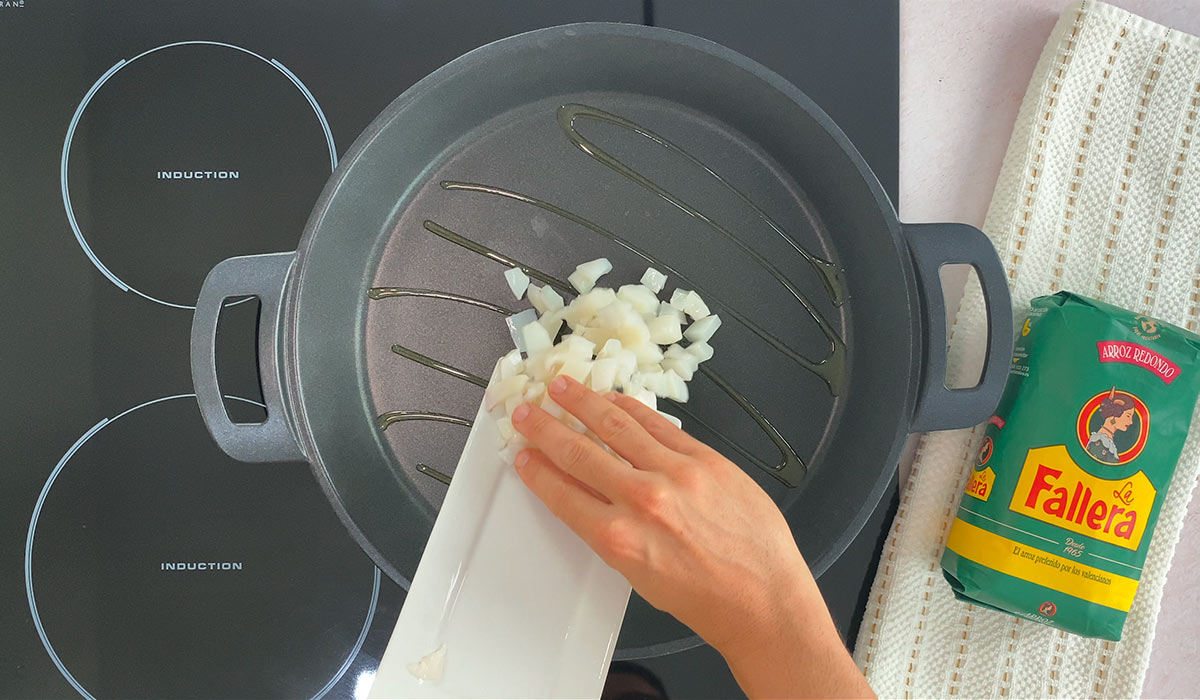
left=900, top=1, right=1200, bottom=697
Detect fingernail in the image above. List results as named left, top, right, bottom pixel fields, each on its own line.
left=514, top=450, right=531, bottom=468
left=549, top=376, right=568, bottom=395
left=604, top=392, right=619, bottom=402
left=512, top=404, right=531, bottom=422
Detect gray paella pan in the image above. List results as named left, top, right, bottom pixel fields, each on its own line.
left=190, top=23, right=1012, bottom=659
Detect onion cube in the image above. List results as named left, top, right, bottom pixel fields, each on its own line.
left=617, top=319, right=652, bottom=349
left=679, top=291, right=710, bottom=320
left=527, top=284, right=547, bottom=314
left=632, top=387, right=657, bottom=410
left=522, top=381, right=545, bottom=404
left=633, top=342, right=664, bottom=366
left=562, top=305, right=593, bottom=328
left=657, top=301, right=686, bottom=325
left=665, top=344, right=699, bottom=373
left=685, top=341, right=714, bottom=363
left=561, top=334, right=597, bottom=358
left=661, top=369, right=689, bottom=402
left=580, top=326, right=614, bottom=346
left=522, top=321, right=553, bottom=356
left=496, top=416, right=515, bottom=443
left=568, top=257, right=613, bottom=293
left=596, top=299, right=634, bottom=330
left=597, top=338, right=623, bottom=358
left=558, top=358, right=593, bottom=384
left=640, top=267, right=667, bottom=294
left=485, top=374, right=528, bottom=410
left=647, top=315, right=683, bottom=345
left=570, top=287, right=617, bottom=320
left=534, top=345, right=570, bottom=377
left=684, top=314, right=722, bottom=343
left=662, top=357, right=694, bottom=381
left=539, top=314, right=565, bottom=341
left=617, top=284, right=660, bottom=314
left=589, top=358, right=618, bottom=392
left=613, top=349, right=638, bottom=386
left=599, top=295, right=634, bottom=315
left=504, top=267, right=530, bottom=300
left=636, top=369, right=666, bottom=396
left=498, top=349, right=523, bottom=379
left=542, top=285, right=565, bottom=310
left=506, top=308, right=538, bottom=353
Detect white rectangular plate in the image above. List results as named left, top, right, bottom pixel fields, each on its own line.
left=369, top=368, right=632, bottom=699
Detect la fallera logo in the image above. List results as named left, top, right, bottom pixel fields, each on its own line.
left=1076, top=387, right=1149, bottom=466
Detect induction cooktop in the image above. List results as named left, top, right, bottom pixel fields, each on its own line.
left=0, top=2, right=898, bottom=698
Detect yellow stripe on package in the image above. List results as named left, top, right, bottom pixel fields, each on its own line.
left=942, top=293, right=1200, bottom=640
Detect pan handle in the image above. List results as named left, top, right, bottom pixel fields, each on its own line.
left=902, top=222, right=1013, bottom=433
left=190, top=251, right=306, bottom=463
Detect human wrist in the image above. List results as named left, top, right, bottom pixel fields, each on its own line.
left=713, top=568, right=835, bottom=662
left=713, top=571, right=863, bottom=698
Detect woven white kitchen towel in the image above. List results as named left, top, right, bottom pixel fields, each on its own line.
left=852, top=2, right=1200, bottom=698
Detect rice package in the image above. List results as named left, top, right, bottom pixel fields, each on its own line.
left=942, top=292, right=1200, bottom=640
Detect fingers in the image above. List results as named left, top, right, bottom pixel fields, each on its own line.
left=513, top=449, right=611, bottom=543
left=512, top=403, right=640, bottom=502
left=547, top=376, right=681, bottom=468
left=607, top=392, right=715, bottom=458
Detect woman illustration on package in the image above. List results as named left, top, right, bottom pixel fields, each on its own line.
left=1086, top=387, right=1137, bottom=464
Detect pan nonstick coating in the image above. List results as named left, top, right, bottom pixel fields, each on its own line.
left=287, top=24, right=917, bottom=658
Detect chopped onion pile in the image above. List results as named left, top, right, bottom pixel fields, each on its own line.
left=486, top=258, right=720, bottom=456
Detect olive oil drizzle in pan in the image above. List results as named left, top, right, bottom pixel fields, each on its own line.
left=370, top=290, right=495, bottom=485
left=371, top=232, right=805, bottom=486
left=376, top=410, right=471, bottom=486
left=368, top=287, right=515, bottom=315
left=557, top=103, right=846, bottom=389
left=369, top=103, right=852, bottom=488
left=438, top=182, right=843, bottom=393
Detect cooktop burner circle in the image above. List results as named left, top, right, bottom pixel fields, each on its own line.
left=61, top=41, right=337, bottom=310
left=25, top=394, right=379, bottom=700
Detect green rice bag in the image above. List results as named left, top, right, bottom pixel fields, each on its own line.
left=941, top=292, right=1200, bottom=640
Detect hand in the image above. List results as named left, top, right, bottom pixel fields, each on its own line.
left=510, top=376, right=874, bottom=699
